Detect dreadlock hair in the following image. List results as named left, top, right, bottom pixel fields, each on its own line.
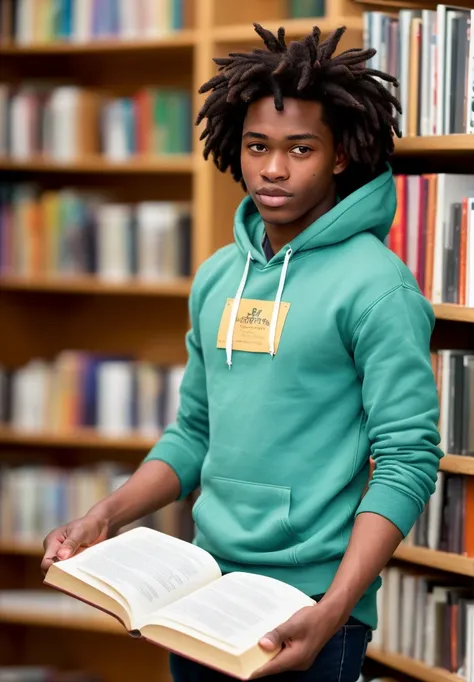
left=196, top=24, right=402, bottom=197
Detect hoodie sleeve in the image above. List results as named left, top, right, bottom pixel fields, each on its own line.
left=143, top=270, right=209, bottom=500
left=353, top=283, right=443, bottom=537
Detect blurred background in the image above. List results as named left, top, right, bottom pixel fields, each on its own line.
left=1, top=0, right=474, bottom=681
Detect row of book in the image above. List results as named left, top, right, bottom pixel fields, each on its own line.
left=364, top=6, right=474, bottom=136
left=0, top=186, right=192, bottom=280
left=404, top=471, right=474, bottom=557
left=2, top=0, right=190, bottom=44
left=390, top=174, right=474, bottom=305
left=0, top=462, right=195, bottom=544
left=0, top=355, right=185, bottom=436
left=0, top=667, right=102, bottom=682
left=373, top=565, right=474, bottom=677
left=434, top=349, right=474, bottom=457
left=0, top=85, right=192, bottom=161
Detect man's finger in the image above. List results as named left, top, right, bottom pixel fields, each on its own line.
left=251, top=643, right=303, bottom=678
left=258, top=610, right=307, bottom=651
left=56, top=526, right=89, bottom=560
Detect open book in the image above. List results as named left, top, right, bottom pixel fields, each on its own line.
left=44, top=527, right=314, bottom=680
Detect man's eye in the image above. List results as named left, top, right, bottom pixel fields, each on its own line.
left=249, top=144, right=267, bottom=152
left=292, top=146, right=311, bottom=155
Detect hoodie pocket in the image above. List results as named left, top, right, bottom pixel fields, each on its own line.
left=192, top=476, right=300, bottom=565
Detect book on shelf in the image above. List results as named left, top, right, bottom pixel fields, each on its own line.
left=0, top=186, right=192, bottom=281
left=374, top=564, right=474, bottom=678
left=0, top=461, right=196, bottom=546
left=364, top=5, right=474, bottom=136
left=403, top=470, right=474, bottom=557
left=0, top=666, right=103, bottom=682
left=44, top=526, right=315, bottom=680
left=389, top=174, right=474, bottom=305
left=0, top=0, right=191, bottom=45
left=0, top=353, right=185, bottom=436
left=288, top=0, right=325, bottom=18
left=0, top=84, right=192, bottom=161
left=433, top=350, right=474, bottom=458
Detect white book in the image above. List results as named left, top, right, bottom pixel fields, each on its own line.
left=386, top=567, right=402, bottom=654
left=10, top=92, right=30, bottom=160
left=399, top=11, right=420, bottom=137
left=16, top=0, right=34, bottom=45
left=96, top=204, right=131, bottom=281
left=406, top=176, right=421, bottom=279
left=97, top=362, right=134, bottom=436
left=72, top=0, right=92, bottom=43
left=424, top=586, right=449, bottom=666
left=137, top=364, right=164, bottom=437
left=420, top=11, right=436, bottom=135
left=414, top=578, right=428, bottom=661
left=427, top=471, right=445, bottom=550
left=103, top=101, right=129, bottom=161
left=467, top=199, right=474, bottom=306
left=466, top=11, right=474, bottom=133
left=164, top=366, right=185, bottom=427
left=50, top=87, right=80, bottom=161
left=467, top=604, right=474, bottom=682
left=400, top=573, right=417, bottom=658
left=432, top=175, right=474, bottom=303
left=436, top=6, right=448, bottom=135
left=118, top=0, right=139, bottom=39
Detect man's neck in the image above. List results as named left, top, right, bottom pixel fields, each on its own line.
left=264, top=188, right=337, bottom=256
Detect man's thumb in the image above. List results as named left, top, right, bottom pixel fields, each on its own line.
left=259, top=624, right=288, bottom=651
left=56, top=537, right=79, bottom=560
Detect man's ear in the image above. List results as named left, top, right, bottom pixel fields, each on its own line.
left=333, top=143, right=349, bottom=176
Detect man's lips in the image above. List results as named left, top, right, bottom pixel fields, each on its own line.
left=256, top=189, right=293, bottom=208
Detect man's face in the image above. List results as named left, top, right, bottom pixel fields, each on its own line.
left=240, top=97, right=347, bottom=227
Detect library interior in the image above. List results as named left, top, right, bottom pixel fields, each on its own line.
left=1, top=0, right=474, bottom=680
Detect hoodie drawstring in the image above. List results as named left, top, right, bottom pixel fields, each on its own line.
left=226, top=250, right=253, bottom=368
left=269, top=247, right=292, bottom=356
left=226, top=247, right=292, bottom=367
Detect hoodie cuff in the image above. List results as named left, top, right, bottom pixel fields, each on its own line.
left=355, top=482, right=421, bottom=537
left=143, top=441, right=200, bottom=501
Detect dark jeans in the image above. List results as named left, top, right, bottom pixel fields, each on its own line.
left=169, top=616, right=372, bottom=682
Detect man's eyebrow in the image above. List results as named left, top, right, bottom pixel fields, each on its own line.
left=242, top=131, right=321, bottom=141
left=242, top=131, right=268, bottom=140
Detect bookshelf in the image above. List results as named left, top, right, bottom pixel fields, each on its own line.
left=1, top=0, right=474, bottom=682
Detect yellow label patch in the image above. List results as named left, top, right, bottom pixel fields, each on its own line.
left=217, top=298, right=291, bottom=354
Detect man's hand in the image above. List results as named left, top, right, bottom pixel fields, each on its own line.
left=251, top=603, right=340, bottom=678
left=41, top=514, right=109, bottom=575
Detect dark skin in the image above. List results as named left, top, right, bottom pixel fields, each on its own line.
left=240, top=97, right=348, bottom=255
left=237, top=97, right=404, bottom=678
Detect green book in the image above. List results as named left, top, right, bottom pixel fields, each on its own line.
left=289, top=0, right=325, bottom=18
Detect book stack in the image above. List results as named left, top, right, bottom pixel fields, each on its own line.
left=0, top=462, right=195, bottom=544
left=433, top=349, right=474, bottom=456
left=288, top=0, right=325, bottom=18
left=0, top=666, right=102, bottom=682
left=405, top=471, right=474, bottom=556
left=101, top=88, right=192, bottom=160
left=0, top=85, right=97, bottom=161
left=363, top=6, right=474, bottom=136
left=373, top=565, right=474, bottom=677
left=4, top=0, right=189, bottom=45
left=0, top=185, right=191, bottom=281
left=0, top=84, right=192, bottom=161
left=0, top=354, right=185, bottom=437
left=390, top=174, right=474, bottom=304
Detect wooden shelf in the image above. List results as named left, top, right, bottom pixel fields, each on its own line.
left=0, top=276, right=192, bottom=297
left=393, top=544, right=474, bottom=576
left=0, top=427, right=157, bottom=451
left=0, top=540, right=43, bottom=556
left=440, top=454, right=474, bottom=475
left=0, top=608, right=122, bottom=634
left=0, top=31, right=196, bottom=54
left=433, top=304, right=474, bottom=323
left=366, top=647, right=463, bottom=682
left=395, top=135, right=474, bottom=155
left=212, top=16, right=363, bottom=42
left=0, top=155, right=194, bottom=175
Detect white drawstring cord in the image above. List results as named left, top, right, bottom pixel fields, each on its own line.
left=226, top=250, right=253, bottom=368
left=268, top=247, right=292, bottom=357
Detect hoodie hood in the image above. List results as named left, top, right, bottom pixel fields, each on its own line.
left=234, top=165, right=397, bottom=266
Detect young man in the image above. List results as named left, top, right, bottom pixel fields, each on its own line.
left=42, top=25, right=443, bottom=681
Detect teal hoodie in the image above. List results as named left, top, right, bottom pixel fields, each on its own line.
left=145, top=167, right=443, bottom=629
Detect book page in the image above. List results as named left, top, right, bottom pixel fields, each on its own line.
left=63, top=527, right=221, bottom=624
left=151, top=571, right=314, bottom=651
